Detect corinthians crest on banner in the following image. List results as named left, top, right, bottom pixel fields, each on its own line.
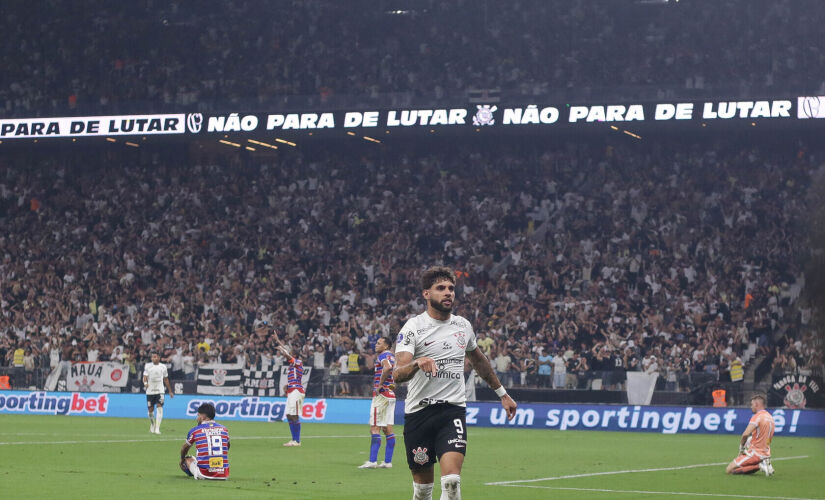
left=770, top=374, right=823, bottom=409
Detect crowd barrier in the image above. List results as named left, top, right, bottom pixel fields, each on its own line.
left=1, top=391, right=823, bottom=437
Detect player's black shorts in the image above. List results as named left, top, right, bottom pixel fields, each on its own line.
left=403, top=403, right=467, bottom=470
left=146, top=394, right=165, bottom=407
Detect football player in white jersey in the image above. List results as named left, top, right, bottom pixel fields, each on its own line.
left=143, top=352, right=174, bottom=434
left=394, top=266, right=517, bottom=500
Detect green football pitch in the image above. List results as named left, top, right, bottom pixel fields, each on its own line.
left=1, top=415, right=823, bottom=499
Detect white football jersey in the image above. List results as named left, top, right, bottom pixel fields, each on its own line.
left=395, top=312, right=478, bottom=414
left=143, top=362, right=168, bottom=395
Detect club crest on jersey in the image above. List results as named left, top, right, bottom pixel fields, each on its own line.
left=454, top=332, right=467, bottom=349
left=412, top=446, right=429, bottom=465
left=212, top=369, right=227, bottom=386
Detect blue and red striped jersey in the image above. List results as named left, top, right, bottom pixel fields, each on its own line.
left=286, top=357, right=304, bottom=394
left=372, top=351, right=396, bottom=398
left=186, top=420, right=230, bottom=479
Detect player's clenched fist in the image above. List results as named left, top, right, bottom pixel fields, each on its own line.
left=415, top=356, right=438, bottom=376
left=501, top=394, right=518, bottom=420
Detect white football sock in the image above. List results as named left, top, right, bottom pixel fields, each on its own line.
left=440, top=474, right=461, bottom=500
left=148, top=410, right=156, bottom=430
left=187, top=460, right=200, bottom=479
left=156, top=407, right=163, bottom=430
left=413, top=482, right=433, bottom=500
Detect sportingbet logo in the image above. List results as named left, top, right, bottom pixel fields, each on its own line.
left=0, top=392, right=109, bottom=416
left=187, top=397, right=328, bottom=422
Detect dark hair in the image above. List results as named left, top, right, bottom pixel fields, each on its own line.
left=750, top=393, right=767, bottom=406
left=198, top=402, right=216, bottom=419
left=421, top=266, right=456, bottom=290
left=379, top=336, right=393, bottom=347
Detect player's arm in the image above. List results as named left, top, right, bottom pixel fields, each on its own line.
left=180, top=441, right=192, bottom=467
left=739, top=423, right=757, bottom=452
left=164, top=376, right=174, bottom=398
left=277, top=344, right=292, bottom=360
left=393, top=351, right=436, bottom=383
left=467, top=347, right=517, bottom=420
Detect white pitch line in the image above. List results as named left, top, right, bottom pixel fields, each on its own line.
left=485, top=455, right=809, bottom=486
left=496, top=485, right=823, bottom=500
left=0, top=435, right=364, bottom=446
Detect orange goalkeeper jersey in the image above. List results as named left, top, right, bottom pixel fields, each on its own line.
left=748, top=409, right=775, bottom=458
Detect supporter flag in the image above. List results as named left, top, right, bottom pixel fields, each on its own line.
left=196, top=364, right=243, bottom=395
left=626, top=371, right=658, bottom=405
left=242, top=368, right=278, bottom=396
left=67, top=362, right=129, bottom=392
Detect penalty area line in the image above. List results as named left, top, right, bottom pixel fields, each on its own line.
left=0, top=435, right=364, bottom=446
left=485, top=455, right=810, bottom=485
left=494, top=485, right=823, bottom=500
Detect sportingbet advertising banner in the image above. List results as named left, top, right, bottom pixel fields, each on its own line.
left=67, top=362, right=129, bottom=391
left=1, top=391, right=824, bottom=437
left=0, top=391, right=367, bottom=424
left=438, top=402, right=825, bottom=437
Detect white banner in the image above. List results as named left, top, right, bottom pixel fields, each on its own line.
left=626, top=371, right=659, bottom=406
left=68, top=362, right=129, bottom=391
left=0, top=114, right=185, bottom=139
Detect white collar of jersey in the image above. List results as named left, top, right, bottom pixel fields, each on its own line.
left=426, top=313, right=452, bottom=325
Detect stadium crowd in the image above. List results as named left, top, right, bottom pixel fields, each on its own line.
left=0, top=139, right=822, bottom=395
left=2, top=0, right=824, bottom=117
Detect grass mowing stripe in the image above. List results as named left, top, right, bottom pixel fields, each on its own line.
left=496, top=485, right=823, bottom=500
left=0, top=434, right=365, bottom=445
left=485, top=455, right=810, bottom=485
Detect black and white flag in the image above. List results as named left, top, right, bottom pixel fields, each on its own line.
left=196, top=364, right=243, bottom=395
left=242, top=368, right=279, bottom=397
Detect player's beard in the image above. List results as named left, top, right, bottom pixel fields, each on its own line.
left=429, top=297, right=453, bottom=314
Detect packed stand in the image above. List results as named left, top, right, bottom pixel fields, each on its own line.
left=0, top=139, right=821, bottom=398
left=2, top=0, right=824, bottom=117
